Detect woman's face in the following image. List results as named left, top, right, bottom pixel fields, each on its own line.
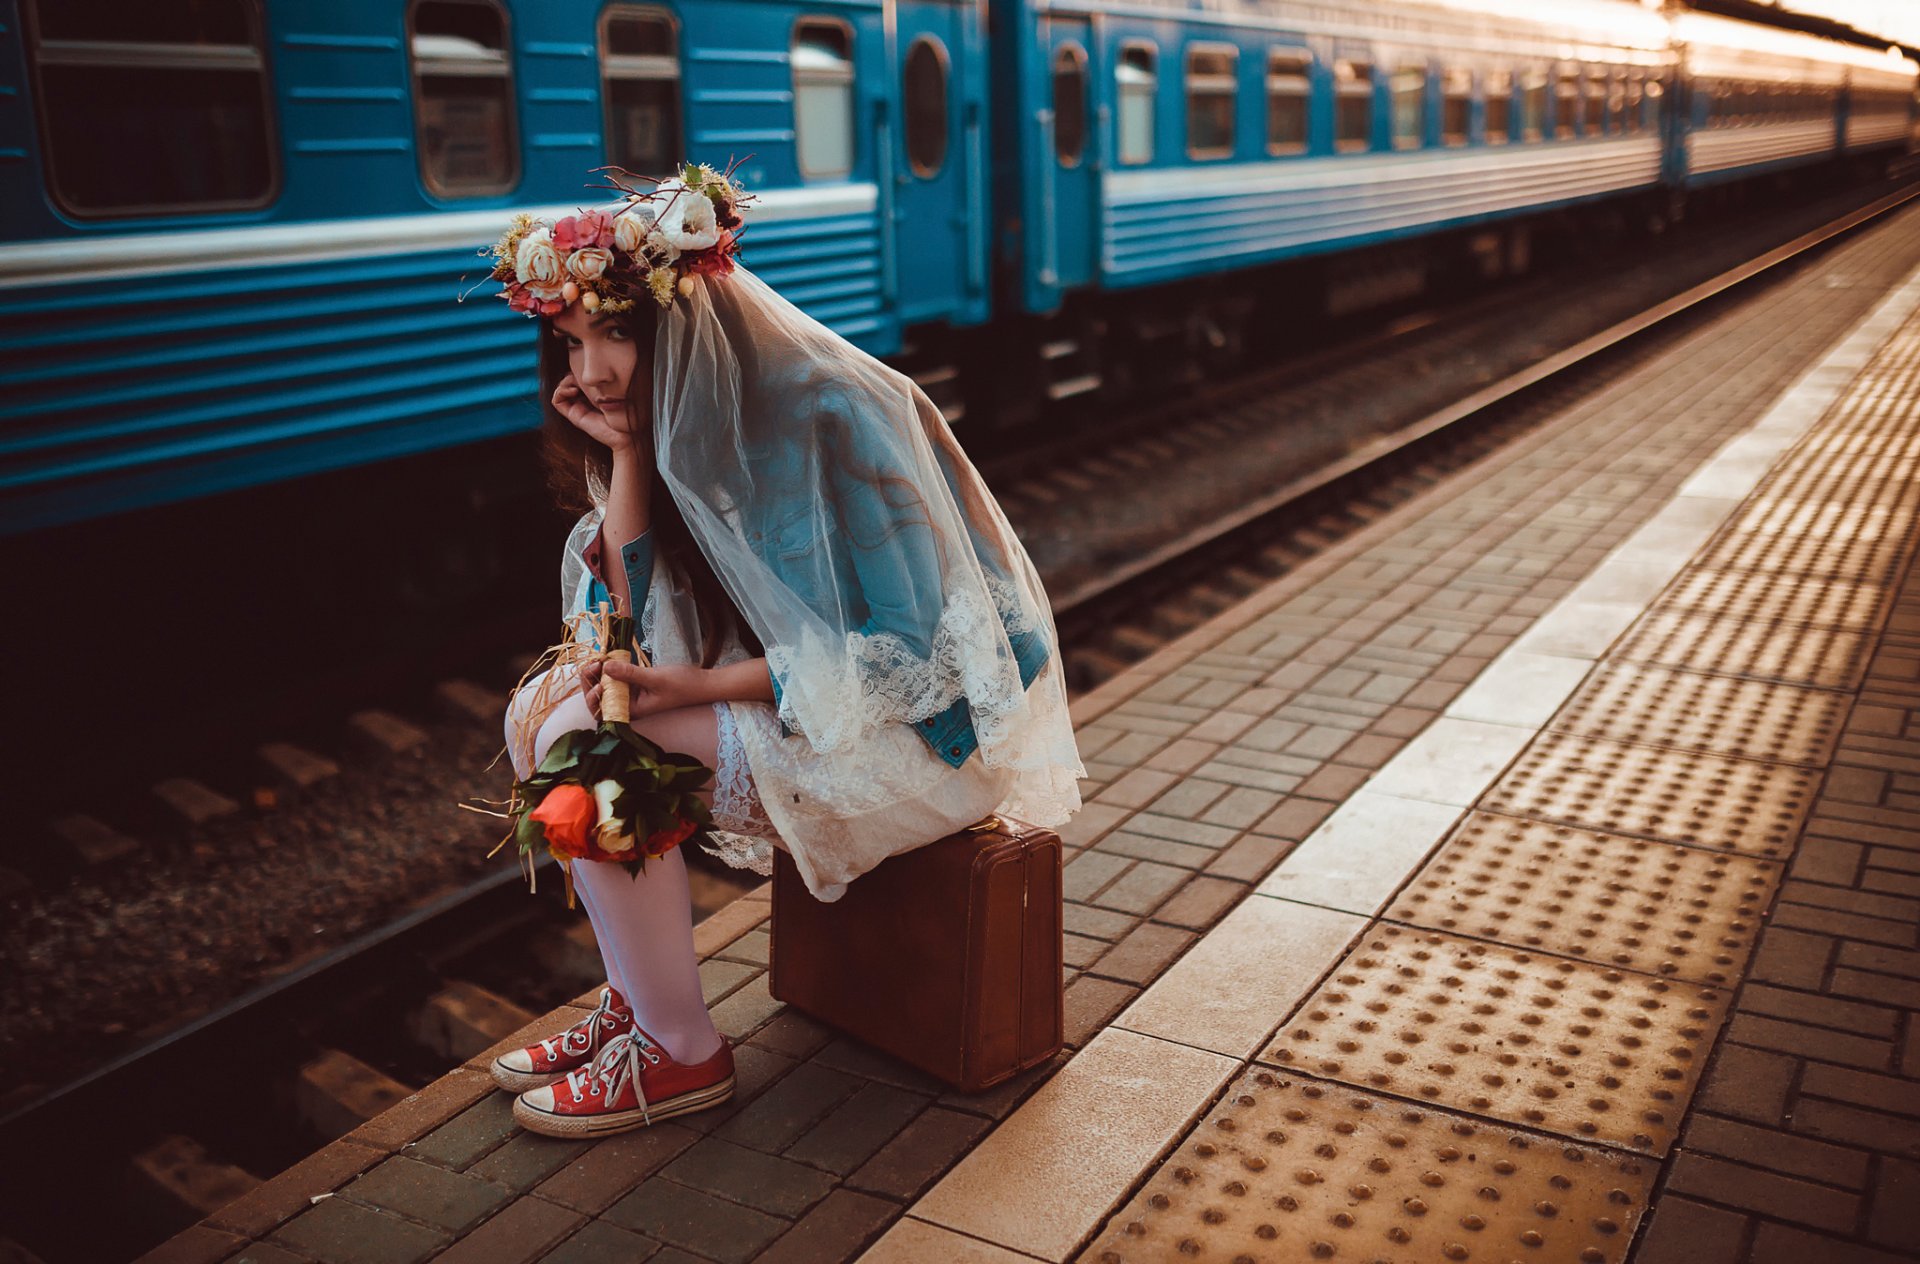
left=549, top=302, right=652, bottom=429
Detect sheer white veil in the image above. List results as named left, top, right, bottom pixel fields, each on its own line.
left=630, top=264, right=1083, bottom=829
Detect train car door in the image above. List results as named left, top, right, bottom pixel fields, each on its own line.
left=1034, top=14, right=1095, bottom=308
left=893, top=0, right=975, bottom=324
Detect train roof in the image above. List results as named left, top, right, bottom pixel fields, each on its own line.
left=1674, top=8, right=1919, bottom=84
left=1063, top=0, right=1671, bottom=53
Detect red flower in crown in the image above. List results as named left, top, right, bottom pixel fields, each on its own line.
left=684, top=230, right=739, bottom=278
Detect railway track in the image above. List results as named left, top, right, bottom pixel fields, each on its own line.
left=3, top=176, right=1917, bottom=1264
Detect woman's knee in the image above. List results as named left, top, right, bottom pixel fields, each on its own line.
left=630, top=703, right=722, bottom=769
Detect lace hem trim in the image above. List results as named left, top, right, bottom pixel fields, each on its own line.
left=766, top=573, right=1056, bottom=764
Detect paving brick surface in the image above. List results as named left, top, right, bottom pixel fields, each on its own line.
left=151, top=201, right=1920, bottom=1264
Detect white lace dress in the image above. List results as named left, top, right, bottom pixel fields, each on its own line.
left=571, top=517, right=1020, bottom=904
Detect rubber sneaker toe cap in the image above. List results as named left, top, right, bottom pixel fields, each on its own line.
left=520, top=1083, right=558, bottom=1113
left=496, top=1048, right=536, bottom=1074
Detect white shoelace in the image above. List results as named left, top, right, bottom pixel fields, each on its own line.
left=567, top=1029, right=663, bottom=1123
left=538, top=988, right=626, bottom=1062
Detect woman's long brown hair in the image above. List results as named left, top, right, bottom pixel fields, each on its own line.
left=535, top=303, right=762, bottom=668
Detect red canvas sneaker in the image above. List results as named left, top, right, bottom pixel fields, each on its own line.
left=489, top=986, right=634, bottom=1093
left=512, top=1026, right=735, bottom=1138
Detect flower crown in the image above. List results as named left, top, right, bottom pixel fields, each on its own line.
left=480, top=160, right=755, bottom=316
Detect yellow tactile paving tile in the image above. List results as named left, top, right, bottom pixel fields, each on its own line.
left=1383, top=813, right=1779, bottom=986
left=1655, top=566, right=1888, bottom=631
left=1609, top=607, right=1877, bottom=689
left=1261, top=925, right=1729, bottom=1156
left=1546, top=662, right=1850, bottom=766
left=1479, top=733, right=1817, bottom=859
left=1074, top=1070, right=1656, bottom=1264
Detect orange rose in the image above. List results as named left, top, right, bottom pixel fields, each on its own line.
left=644, top=816, right=697, bottom=857
left=529, top=783, right=594, bottom=859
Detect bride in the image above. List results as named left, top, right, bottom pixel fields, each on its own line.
left=479, top=164, right=1082, bottom=1137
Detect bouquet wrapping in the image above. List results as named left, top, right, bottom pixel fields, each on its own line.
left=473, top=604, right=716, bottom=907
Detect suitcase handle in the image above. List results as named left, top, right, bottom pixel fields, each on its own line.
left=962, top=814, right=1004, bottom=835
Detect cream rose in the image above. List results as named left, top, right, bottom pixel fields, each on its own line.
left=591, top=779, right=637, bottom=856
left=611, top=206, right=655, bottom=255
left=514, top=228, right=565, bottom=299
left=566, top=246, right=613, bottom=282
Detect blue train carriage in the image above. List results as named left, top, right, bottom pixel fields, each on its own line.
left=1670, top=9, right=1917, bottom=190
left=985, top=0, right=1674, bottom=408
left=0, top=0, right=988, bottom=535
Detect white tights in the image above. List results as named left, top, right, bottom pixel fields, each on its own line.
left=507, top=674, right=725, bottom=1066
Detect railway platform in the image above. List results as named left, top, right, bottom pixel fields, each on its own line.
left=139, top=205, right=1920, bottom=1264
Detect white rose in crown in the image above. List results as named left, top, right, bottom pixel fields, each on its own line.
left=653, top=181, right=722, bottom=252
left=611, top=205, right=655, bottom=255
left=590, top=779, right=638, bottom=856
left=514, top=228, right=566, bottom=300
left=566, top=247, right=614, bottom=282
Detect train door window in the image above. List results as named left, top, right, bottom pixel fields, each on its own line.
left=1645, top=74, right=1666, bottom=131
left=1391, top=64, right=1426, bottom=149
left=22, top=0, right=279, bottom=215
left=793, top=20, right=855, bottom=179
left=1117, top=42, right=1156, bottom=165
left=1520, top=67, right=1547, bottom=140
left=600, top=7, right=680, bottom=177
left=410, top=0, right=519, bottom=197
left=1485, top=70, right=1513, bottom=144
left=1583, top=70, right=1606, bottom=135
left=1335, top=59, right=1373, bottom=151
left=903, top=35, right=948, bottom=176
left=1397, top=63, right=1428, bottom=147
left=1266, top=49, right=1310, bottom=155
left=1554, top=67, right=1578, bottom=138
left=1186, top=44, right=1237, bottom=160
left=1054, top=43, right=1088, bottom=166
left=1441, top=67, right=1471, bottom=145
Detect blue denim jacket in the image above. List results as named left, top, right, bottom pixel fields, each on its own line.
left=578, top=526, right=1050, bottom=769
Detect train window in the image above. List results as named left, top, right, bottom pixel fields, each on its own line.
left=600, top=7, right=680, bottom=178
left=22, top=0, right=278, bottom=215
left=1554, top=68, right=1579, bottom=139
left=1485, top=70, right=1513, bottom=144
left=903, top=36, right=949, bottom=177
left=1441, top=68, right=1471, bottom=146
left=1117, top=43, right=1156, bottom=165
left=1520, top=67, right=1547, bottom=140
left=1267, top=49, right=1310, bottom=155
left=1391, top=65, right=1426, bottom=149
left=1186, top=45, right=1237, bottom=160
left=793, top=20, right=855, bottom=179
left=409, top=0, right=519, bottom=197
left=1335, top=59, right=1373, bottom=151
left=1623, top=71, right=1643, bottom=134
left=1645, top=74, right=1666, bottom=132
left=1606, top=71, right=1627, bottom=134
left=1054, top=43, right=1088, bottom=166
left=1584, top=72, right=1606, bottom=135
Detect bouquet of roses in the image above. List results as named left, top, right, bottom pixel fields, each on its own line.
left=474, top=606, right=715, bottom=906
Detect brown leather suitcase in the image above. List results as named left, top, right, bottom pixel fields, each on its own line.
left=767, top=815, right=1064, bottom=1093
